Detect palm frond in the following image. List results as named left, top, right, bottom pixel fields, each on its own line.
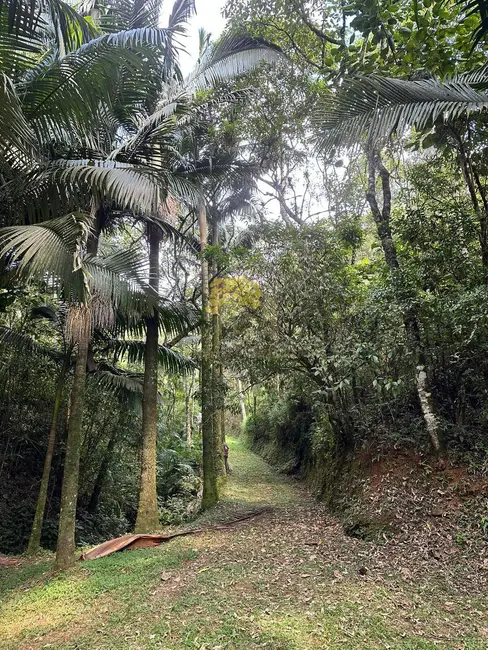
left=186, top=35, right=282, bottom=92
left=90, top=361, right=144, bottom=395
left=78, top=26, right=176, bottom=54
left=0, top=2, right=45, bottom=76
left=167, top=0, right=196, bottom=32
left=21, top=45, right=151, bottom=145
left=0, top=325, right=63, bottom=361
left=461, top=0, right=488, bottom=46
left=315, top=73, right=488, bottom=152
left=90, top=0, right=164, bottom=31
left=85, top=247, right=157, bottom=316
left=162, top=0, right=195, bottom=79
left=113, top=300, right=200, bottom=340
left=55, top=160, right=160, bottom=215
left=104, top=338, right=195, bottom=374
left=0, top=213, right=88, bottom=298
left=0, top=0, right=97, bottom=56
left=157, top=300, right=200, bottom=336
left=0, top=73, right=36, bottom=156
left=44, top=0, right=99, bottom=53
left=2, top=158, right=178, bottom=224
left=108, top=93, right=192, bottom=159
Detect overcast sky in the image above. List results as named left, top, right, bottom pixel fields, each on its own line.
left=161, top=0, right=228, bottom=75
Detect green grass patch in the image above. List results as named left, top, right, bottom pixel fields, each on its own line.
left=1, top=437, right=486, bottom=650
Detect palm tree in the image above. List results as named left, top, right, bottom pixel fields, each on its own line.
left=0, top=0, right=189, bottom=236
left=206, top=152, right=260, bottom=476
left=1, top=298, right=194, bottom=554
left=111, top=26, right=281, bottom=515
left=2, top=0, right=281, bottom=536
left=0, top=212, right=167, bottom=567
left=0, top=0, right=196, bottom=542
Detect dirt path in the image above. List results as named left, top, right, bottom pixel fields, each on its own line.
left=1, top=437, right=487, bottom=649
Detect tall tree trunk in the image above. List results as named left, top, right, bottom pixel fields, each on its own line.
left=199, top=198, right=218, bottom=508
left=86, top=203, right=106, bottom=256
left=185, top=391, right=192, bottom=448
left=220, top=364, right=226, bottom=443
left=135, top=224, right=161, bottom=532
left=55, top=312, right=90, bottom=570
left=210, top=221, right=225, bottom=476
left=184, top=370, right=195, bottom=448
left=366, top=148, right=441, bottom=454
left=27, top=356, right=69, bottom=555
left=238, top=378, right=247, bottom=423
left=87, top=427, right=118, bottom=514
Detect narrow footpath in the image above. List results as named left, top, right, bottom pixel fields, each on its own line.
left=1, top=438, right=486, bottom=649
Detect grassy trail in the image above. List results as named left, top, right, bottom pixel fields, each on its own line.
left=1, top=437, right=486, bottom=649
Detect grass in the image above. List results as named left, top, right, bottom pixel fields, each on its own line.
left=1, top=436, right=487, bottom=649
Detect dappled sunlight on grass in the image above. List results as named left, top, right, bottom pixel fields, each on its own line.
left=0, top=545, right=196, bottom=647
left=1, top=568, right=88, bottom=642
left=223, top=436, right=300, bottom=508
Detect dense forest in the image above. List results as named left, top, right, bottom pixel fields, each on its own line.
left=2, top=0, right=488, bottom=589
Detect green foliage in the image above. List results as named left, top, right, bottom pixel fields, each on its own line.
left=245, top=395, right=314, bottom=473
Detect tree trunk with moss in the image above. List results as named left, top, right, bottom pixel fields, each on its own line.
left=27, top=357, right=69, bottom=555
left=220, top=364, right=226, bottom=443
left=55, top=316, right=90, bottom=570
left=184, top=370, right=195, bottom=448
left=135, top=224, right=161, bottom=532
left=210, top=221, right=225, bottom=476
left=211, top=302, right=225, bottom=475
left=199, top=198, right=218, bottom=508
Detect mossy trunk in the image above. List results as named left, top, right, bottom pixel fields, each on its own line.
left=211, top=305, right=225, bottom=475
left=27, top=357, right=69, bottom=555
left=184, top=370, right=194, bottom=448
left=86, top=203, right=106, bottom=255
left=210, top=220, right=225, bottom=476
left=199, top=198, right=218, bottom=509
left=185, top=391, right=192, bottom=447
left=220, top=365, right=226, bottom=443
left=135, top=224, right=161, bottom=533
left=55, top=325, right=90, bottom=570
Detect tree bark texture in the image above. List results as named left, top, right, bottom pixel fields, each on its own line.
left=210, top=221, right=225, bottom=476
left=185, top=393, right=192, bottom=448
left=86, top=203, right=106, bottom=256
left=55, top=321, right=90, bottom=570
left=366, top=147, right=441, bottom=454
left=199, top=198, right=218, bottom=508
left=27, top=357, right=69, bottom=555
left=135, top=224, right=161, bottom=533
left=220, top=364, right=226, bottom=443
left=184, top=370, right=195, bottom=448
